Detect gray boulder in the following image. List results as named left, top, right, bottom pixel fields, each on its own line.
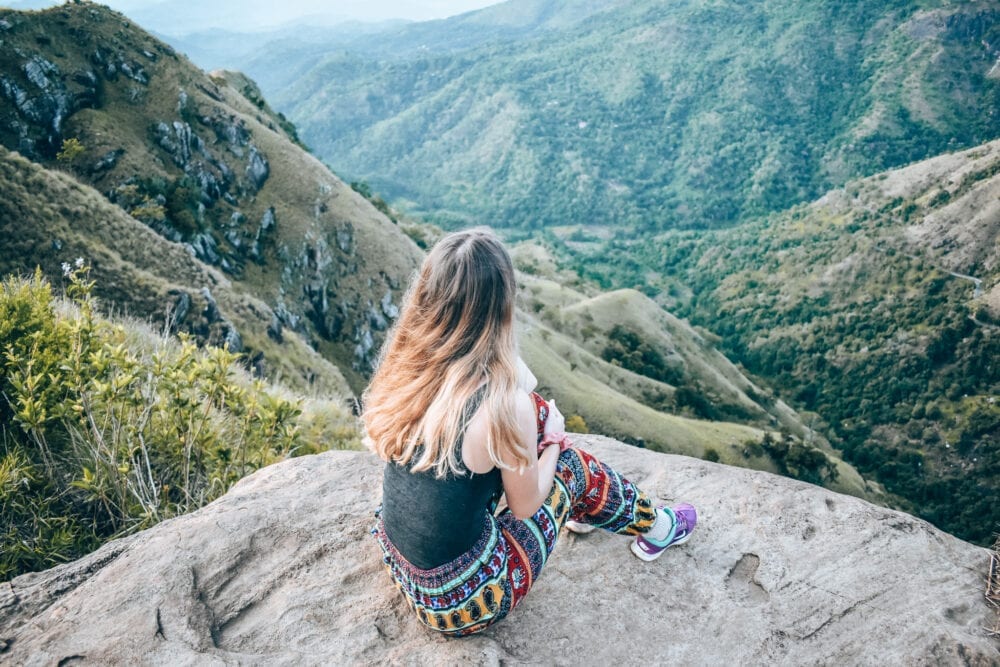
left=91, top=147, right=124, bottom=174
left=186, top=232, right=220, bottom=266
left=245, top=145, right=269, bottom=191
left=0, top=436, right=995, bottom=665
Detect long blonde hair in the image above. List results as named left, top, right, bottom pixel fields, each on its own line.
left=362, top=227, right=527, bottom=476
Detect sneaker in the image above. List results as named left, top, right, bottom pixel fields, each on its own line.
left=565, top=520, right=596, bottom=534
left=630, top=503, right=697, bottom=562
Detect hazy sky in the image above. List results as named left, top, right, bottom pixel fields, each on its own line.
left=14, top=0, right=504, bottom=25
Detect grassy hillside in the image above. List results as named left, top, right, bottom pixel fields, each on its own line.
left=0, top=146, right=356, bottom=395
left=574, top=140, right=1000, bottom=545
left=0, top=3, right=424, bottom=393
left=256, top=0, right=1000, bottom=235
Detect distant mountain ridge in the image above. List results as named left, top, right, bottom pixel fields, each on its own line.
left=249, top=0, right=1000, bottom=234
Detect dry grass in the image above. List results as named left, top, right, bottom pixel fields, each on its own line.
left=0, top=147, right=352, bottom=396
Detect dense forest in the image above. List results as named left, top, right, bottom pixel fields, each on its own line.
left=258, top=1, right=1000, bottom=236
left=566, top=156, right=1000, bottom=545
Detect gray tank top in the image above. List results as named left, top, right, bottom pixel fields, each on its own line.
left=380, top=389, right=503, bottom=569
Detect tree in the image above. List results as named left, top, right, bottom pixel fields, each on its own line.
left=56, top=138, right=85, bottom=163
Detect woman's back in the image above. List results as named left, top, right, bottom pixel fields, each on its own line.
left=380, top=391, right=503, bottom=569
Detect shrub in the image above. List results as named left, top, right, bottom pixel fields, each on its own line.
left=56, top=137, right=85, bottom=162
left=565, top=414, right=589, bottom=433
left=757, top=431, right=839, bottom=485
left=601, top=324, right=683, bottom=385
left=130, top=197, right=167, bottom=223
left=0, top=265, right=356, bottom=579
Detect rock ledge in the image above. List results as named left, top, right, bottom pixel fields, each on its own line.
left=0, top=436, right=996, bottom=665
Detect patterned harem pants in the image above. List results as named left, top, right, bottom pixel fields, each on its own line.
left=372, top=446, right=657, bottom=636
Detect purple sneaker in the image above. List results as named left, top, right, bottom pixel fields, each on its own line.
left=631, top=503, right=697, bottom=562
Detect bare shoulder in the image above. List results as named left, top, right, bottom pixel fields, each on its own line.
left=461, top=390, right=535, bottom=473
left=517, top=357, right=538, bottom=392
left=462, top=400, right=494, bottom=474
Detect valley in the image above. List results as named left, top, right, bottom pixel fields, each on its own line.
left=0, top=2, right=879, bottom=576
left=571, top=140, right=1000, bottom=544
left=182, top=0, right=1000, bottom=544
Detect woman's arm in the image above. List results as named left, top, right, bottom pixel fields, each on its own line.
left=500, top=390, right=559, bottom=520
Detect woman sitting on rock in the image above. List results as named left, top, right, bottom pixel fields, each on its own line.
left=363, top=227, right=697, bottom=636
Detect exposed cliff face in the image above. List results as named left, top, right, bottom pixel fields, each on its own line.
left=0, top=4, right=424, bottom=390
left=1, top=436, right=994, bottom=665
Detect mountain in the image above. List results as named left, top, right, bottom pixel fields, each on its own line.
left=160, top=21, right=408, bottom=76
left=253, top=0, right=1000, bottom=235
left=2, top=1, right=355, bottom=35
left=0, top=2, right=424, bottom=393
left=0, top=4, right=902, bottom=586
left=576, top=139, right=1000, bottom=545
left=213, top=0, right=628, bottom=78
left=1, top=436, right=995, bottom=664
left=230, top=0, right=1000, bottom=543
left=0, top=2, right=880, bottom=498
left=159, top=1, right=618, bottom=94
left=0, top=146, right=353, bottom=395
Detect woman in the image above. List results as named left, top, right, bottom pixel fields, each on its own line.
left=364, top=227, right=696, bottom=636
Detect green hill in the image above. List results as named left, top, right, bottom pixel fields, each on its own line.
left=578, top=139, right=1000, bottom=545
left=251, top=0, right=1000, bottom=234
left=0, top=2, right=424, bottom=392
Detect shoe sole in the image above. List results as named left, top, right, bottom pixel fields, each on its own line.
left=630, top=530, right=693, bottom=562
left=565, top=521, right=596, bottom=534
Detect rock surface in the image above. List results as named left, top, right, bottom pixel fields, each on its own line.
left=0, top=436, right=995, bottom=665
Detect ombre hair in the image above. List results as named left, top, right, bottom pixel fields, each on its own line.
left=362, top=227, right=527, bottom=476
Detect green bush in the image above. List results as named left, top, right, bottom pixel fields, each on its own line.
left=565, top=414, right=589, bottom=433
left=56, top=137, right=85, bottom=163
left=0, top=265, right=356, bottom=580
left=757, top=432, right=839, bottom=486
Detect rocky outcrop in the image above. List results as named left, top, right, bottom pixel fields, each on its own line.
left=0, top=5, right=421, bottom=389
left=0, top=436, right=994, bottom=665
left=0, top=54, right=82, bottom=157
